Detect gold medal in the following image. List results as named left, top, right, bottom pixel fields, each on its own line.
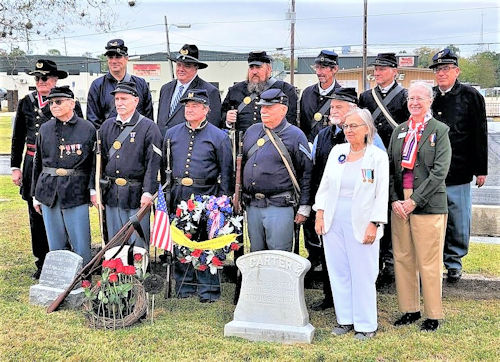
left=113, top=140, right=121, bottom=150
left=314, top=112, right=323, bottom=122
left=130, top=138, right=135, bottom=143
left=257, top=138, right=265, bottom=147
left=76, top=150, right=82, bottom=155
left=243, top=96, right=251, bottom=105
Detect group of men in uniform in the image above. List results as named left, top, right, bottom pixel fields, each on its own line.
left=11, top=40, right=487, bottom=308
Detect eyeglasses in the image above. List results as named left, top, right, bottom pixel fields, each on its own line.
left=49, top=99, right=69, bottom=106
left=407, top=96, right=430, bottom=102
left=107, top=54, right=124, bottom=59
left=342, top=123, right=367, bottom=130
left=433, top=65, right=457, bottom=74
left=35, top=76, right=49, bottom=82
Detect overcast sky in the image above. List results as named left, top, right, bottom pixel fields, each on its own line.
left=3, top=0, right=499, bottom=58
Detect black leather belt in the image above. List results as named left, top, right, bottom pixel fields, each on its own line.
left=174, top=177, right=216, bottom=187
left=42, top=167, right=87, bottom=176
left=250, top=190, right=293, bottom=200
left=105, top=176, right=142, bottom=186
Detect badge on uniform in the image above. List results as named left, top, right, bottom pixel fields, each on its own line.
left=243, top=96, right=252, bottom=105
left=59, top=144, right=65, bottom=158
left=76, top=144, right=82, bottom=155
left=397, top=131, right=407, bottom=139
left=338, top=154, right=346, bottom=164
left=313, top=112, right=322, bottom=122
left=113, top=140, right=121, bottom=150
left=429, top=133, right=436, bottom=147
left=130, top=132, right=136, bottom=143
left=362, top=168, right=375, bottom=183
left=257, top=138, right=265, bottom=147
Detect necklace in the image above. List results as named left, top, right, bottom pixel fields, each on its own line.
left=350, top=146, right=366, bottom=154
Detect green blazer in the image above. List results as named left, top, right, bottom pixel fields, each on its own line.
left=388, top=117, right=451, bottom=214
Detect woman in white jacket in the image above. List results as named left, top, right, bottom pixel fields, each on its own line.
left=314, top=108, right=389, bottom=340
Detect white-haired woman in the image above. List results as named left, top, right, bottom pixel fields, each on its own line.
left=314, top=108, right=389, bottom=340
left=389, top=82, right=451, bottom=331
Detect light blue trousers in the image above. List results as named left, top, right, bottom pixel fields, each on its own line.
left=444, top=183, right=471, bottom=270
left=41, top=201, right=92, bottom=265
left=105, top=206, right=150, bottom=249
left=247, top=205, right=294, bottom=252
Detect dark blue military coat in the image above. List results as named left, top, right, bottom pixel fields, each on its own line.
left=221, top=79, right=298, bottom=133
left=11, top=91, right=83, bottom=200
left=32, top=114, right=96, bottom=208
left=86, top=73, right=154, bottom=129
left=165, top=120, right=233, bottom=210
left=299, top=81, right=341, bottom=142
left=359, top=82, right=409, bottom=147
left=157, top=75, right=222, bottom=136
left=312, top=125, right=346, bottom=195
left=100, top=111, right=162, bottom=209
left=242, top=119, right=312, bottom=207
left=431, top=81, right=488, bottom=186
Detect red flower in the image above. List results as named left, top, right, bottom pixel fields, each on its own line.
left=185, top=233, right=192, bottom=239
left=115, top=264, right=125, bottom=274
left=230, top=242, right=240, bottom=251
left=124, top=265, right=136, bottom=276
left=96, top=280, right=101, bottom=287
left=191, top=249, right=203, bottom=258
left=198, top=264, right=208, bottom=271
left=109, top=273, right=118, bottom=283
left=102, top=259, right=113, bottom=269
left=187, top=199, right=195, bottom=211
left=133, top=253, right=143, bottom=262
left=114, top=258, right=123, bottom=268
left=176, top=208, right=182, bottom=217
left=211, top=256, right=223, bottom=267
left=82, top=280, right=91, bottom=289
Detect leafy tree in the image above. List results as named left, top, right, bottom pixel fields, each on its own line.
left=459, top=51, right=500, bottom=88
left=446, top=44, right=460, bottom=56
left=46, top=49, right=61, bottom=56
left=98, top=55, right=109, bottom=73
left=413, top=46, right=440, bottom=68
left=9, top=47, right=25, bottom=56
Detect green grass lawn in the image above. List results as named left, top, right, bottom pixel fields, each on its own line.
left=0, top=114, right=12, bottom=154
left=0, top=176, right=498, bottom=361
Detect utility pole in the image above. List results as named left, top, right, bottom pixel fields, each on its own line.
left=288, top=0, right=296, bottom=86
left=164, top=15, right=174, bottom=80
left=362, top=0, right=368, bottom=92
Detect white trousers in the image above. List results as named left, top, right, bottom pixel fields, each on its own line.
left=323, top=197, right=380, bottom=333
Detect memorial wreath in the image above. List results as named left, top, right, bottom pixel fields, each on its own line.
left=172, top=194, right=242, bottom=274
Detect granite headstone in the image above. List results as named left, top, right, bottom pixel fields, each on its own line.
left=29, top=250, right=84, bottom=308
left=224, top=250, right=314, bottom=343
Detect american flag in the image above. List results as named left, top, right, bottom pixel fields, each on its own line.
left=150, top=185, right=172, bottom=252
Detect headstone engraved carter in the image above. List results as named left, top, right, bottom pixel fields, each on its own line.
left=224, top=250, right=314, bottom=343
left=29, top=250, right=84, bottom=308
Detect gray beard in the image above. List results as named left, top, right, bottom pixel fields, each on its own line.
left=247, top=81, right=268, bottom=94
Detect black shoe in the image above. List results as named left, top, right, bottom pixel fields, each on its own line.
left=447, top=269, right=462, bottom=283
left=394, top=311, right=421, bottom=326
left=310, top=299, right=334, bottom=311
left=199, top=298, right=217, bottom=303
left=420, top=318, right=439, bottom=331
left=31, top=268, right=42, bottom=280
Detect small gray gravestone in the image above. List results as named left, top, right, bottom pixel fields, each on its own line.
left=224, top=250, right=314, bottom=343
left=29, top=250, right=84, bottom=308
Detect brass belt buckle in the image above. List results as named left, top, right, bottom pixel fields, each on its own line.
left=115, top=178, right=127, bottom=186
left=255, top=193, right=265, bottom=200
left=181, top=177, right=194, bottom=186
left=55, top=168, right=68, bottom=176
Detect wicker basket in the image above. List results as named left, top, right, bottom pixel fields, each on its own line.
left=83, top=278, right=147, bottom=329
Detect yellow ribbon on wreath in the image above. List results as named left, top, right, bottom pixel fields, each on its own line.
left=171, top=225, right=239, bottom=250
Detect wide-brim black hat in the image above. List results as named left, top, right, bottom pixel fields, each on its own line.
left=174, top=44, right=208, bottom=69
left=28, top=59, right=68, bottom=79
left=325, top=87, right=358, bottom=105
